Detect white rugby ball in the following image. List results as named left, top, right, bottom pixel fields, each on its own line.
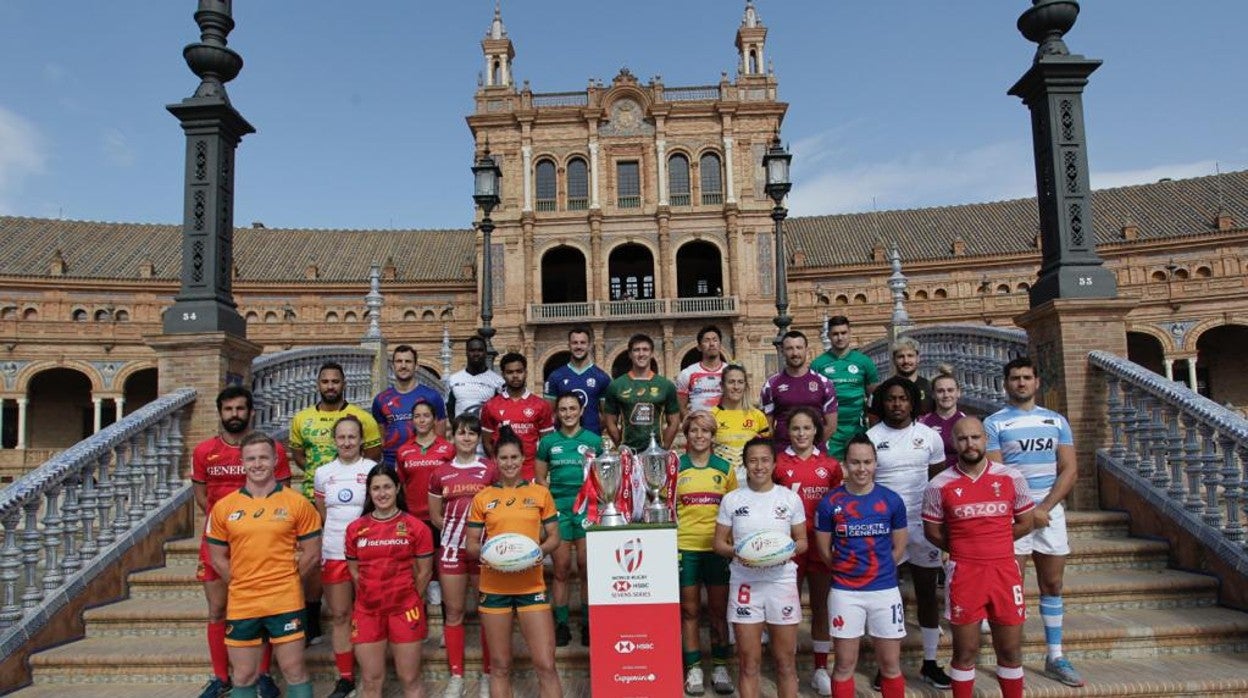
left=481, top=533, right=542, bottom=573
left=734, top=529, right=797, bottom=568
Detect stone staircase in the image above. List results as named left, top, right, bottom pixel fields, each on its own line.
left=11, top=510, right=1248, bottom=696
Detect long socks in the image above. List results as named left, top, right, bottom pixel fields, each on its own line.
left=480, top=625, right=492, bottom=675
left=207, top=621, right=229, bottom=682
left=880, top=674, right=906, bottom=698
left=286, top=682, right=313, bottom=698
left=1040, top=594, right=1064, bottom=660
left=921, top=626, right=941, bottom=661
left=711, top=643, right=731, bottom=668
left=812, top=639, right=830, bottom=671
left=832, top=676, right=855, bottom=698
left=997, top=664, right=1024, bottom=698
left=554, top=604, right=570, bottom=624
left=949, top=664, right=976, bottom=698
left=334, top=650, right=354, bottom=681
left=445, top=623, right=466, bottom=676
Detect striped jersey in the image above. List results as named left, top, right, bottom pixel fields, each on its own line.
left=983, top=405, right=1073, bottom=501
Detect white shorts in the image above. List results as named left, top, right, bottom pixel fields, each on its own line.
left=728, top=577, right=802, bottom=626
left=903, top=522, right=943, bottom=569
left=828, top=587, right=906, bottom=640
left=1013, top=503, right=1070, bottom=556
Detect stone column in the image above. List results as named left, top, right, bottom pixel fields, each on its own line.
left=521, top=145, right=533, bottom=212
left=92, top=398, right=103, bottom=434
left=16, top=397, right=27, bottom=449
left=661, top=322, right=676, bottom=376
left=1014, top=298, right=1136, bottom=509
left=656, top=139, right=668, bottom=206
left=723, top=136, right=737, bottom=205
left=114, top=397, right=126, bottom=421
left=1162, top=357, right=1174, bottom=381
left=1186, top=358, right=1198, bottom=392
left=588, top=139, right=601, bottom=209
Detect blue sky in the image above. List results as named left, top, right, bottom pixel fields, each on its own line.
left=1, top=1, right=1244, bottom=230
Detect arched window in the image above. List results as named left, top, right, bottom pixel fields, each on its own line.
left=609, top=243, right=655, bottom=300
left=244, top=311, right=259, bottom=323
left=1173, top=267, right=1190, bottom=280
left=700, top=152, right=723, bottom=205
left=676, top=241, right=722, bottom=298
left=542, top=246, right=588, bottom=303
left=72, top=308, right=87, bottom=322
left=114, top=309, right=130, bottom=322
left=914, top=290, right=929, bottom=301
left=996, top=284, right=1011, bottom=294
left=491, top=60, right=502, bottom=86
left=567, top=157, right=589, bottom=210
left=1, top=306, right=17, bottom=321
left=748, top=49, right=758, bottom=74
left=326, top=311, right=340, bottom=323
left=264, top=311, right=279, bottom=323
left=668, top=154, right=691, bottom=206
left=440, top=308, right=453, bottom=320
left=94, top=309, right=111, bottom=321
left=853, top=293, right=868, bottom=304
left=834, top=294, right=849, bottom=306
left=1017, top=282, right=1031, bottom=293
left=422, top=310, right=435, bottom=321
left=1151, top=270, right=1167, bottom=282
left=403, top=309, right=418, bottom=321
left=535, top=159, right=557, bottom=211
left=344, top=311, right=358, bottom=323
left=1195, top=265, right=1213, bottom=278
left=934, top=288, right=948, bottom=299
left=22, top=307, right=38, bottom=321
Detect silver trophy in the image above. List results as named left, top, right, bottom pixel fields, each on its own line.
left=590, top=437, right=630, bottom=527
left=641, top=434, right=671, bottom=523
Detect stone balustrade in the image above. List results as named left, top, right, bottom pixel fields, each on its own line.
left=0, top=388, right=194, bottom=647
left=1091, top=350, right=1248, bottom=558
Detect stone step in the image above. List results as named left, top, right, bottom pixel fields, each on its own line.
left=33, top=604, right=1248, bottom=685
left=87, top=566, right=1220, bottom=639
left=17, top=647, right=1248, bottom=696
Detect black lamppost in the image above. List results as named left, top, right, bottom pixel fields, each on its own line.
left=472, top=146, right=503, bottom=368
left=763, top=135, right=792, bottom=349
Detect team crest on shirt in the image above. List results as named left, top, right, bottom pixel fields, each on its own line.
left=337, top=489, right=354, bottom=503
left=912, top=438, right=926, bottom=448
left=523, top=407, right=535, bottom=418
left=587, top=378, right=597, bottom=388
left=486, top=499, right=500, bottom=510
left=808, top=381, right=818, bottom=392
left=991, top=482, right=1002, bottom=498
left=273, top=508, right=289, bottom=521
left=228, top=510, right=245, bottom=521
left=523, top=497, right=537, bottom=507
left=649, top=387, right=660, bottom=397
left=773, top=505, right=789, bottom=520
left=396, top=522, right=408, bottom=536
left=848, top=365, right=859, bottom=374
left=356, top=473, right=366, bottom=484
left=815, top=467, right=829, bottom=480
left=577, top=444, right=592, bottom=456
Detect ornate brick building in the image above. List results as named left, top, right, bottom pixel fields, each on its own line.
left=1, top=3, right=1245, bottom=478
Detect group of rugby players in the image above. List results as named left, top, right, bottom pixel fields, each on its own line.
left=195, top=316, right=1085, bottom=698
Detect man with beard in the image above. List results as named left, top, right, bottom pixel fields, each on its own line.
left=193, top=386, right=291, bottom=698
left=924, top=418, right=1035, bottom=698
left=372, top=344, right=447, bottom=468
left=446, top=336, right=504, bottom=419
left=887, top=336, right=935, bottom=415
left=603, top=333, right=681, bottom=450
left=810, top=316, right=880, bottom=460
left=481, top=352, right=554, bottom=480
left=543, top=326, right=610, bottom=434
left=675, top=324, right=728, bottom=415
left=761, top=330, right=838, bottom=450
left=288, top=361, right=382, bottom=644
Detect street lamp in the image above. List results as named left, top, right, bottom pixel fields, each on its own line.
left=763, top=134, right=792, bottom=348
left=472, top=145, right=503, bottom=367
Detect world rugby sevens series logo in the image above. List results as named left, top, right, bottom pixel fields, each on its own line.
left=615, top=537, right=644, bottom=574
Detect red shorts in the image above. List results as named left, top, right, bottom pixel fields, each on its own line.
left=322, top=559, right=352, bottom=585
left=947, top=559, right=1025, bottom=626
left=437, top=545, right=480, bottom=577
left=351, top=604, right=427, bottom=644
left=793, top=547, right=831, bottom=578
left=196, top=535, right=220, bottom=583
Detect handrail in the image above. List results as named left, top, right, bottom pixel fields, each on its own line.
left=0, top=388, right=196, bottom=644
left=1089, top=350, right=1247, bottom=557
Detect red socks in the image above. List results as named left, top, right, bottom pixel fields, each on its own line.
left=880, top=674, right=905, bottom=698
left=832, top=677, right=855, bottom=698
left=997, top=665, right=1025, bottom=698
left=950, top=664, right=977, bottom=698
left=207, top=621, right=228, bottom=682
left=445, top=623, right=466, bottom=676
left=334, top=651, right=354, bottom=681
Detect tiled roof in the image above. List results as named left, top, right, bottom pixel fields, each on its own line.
left=0, top=218, right=476, bottom=282
left=787, top=170, right=1248, bottom=267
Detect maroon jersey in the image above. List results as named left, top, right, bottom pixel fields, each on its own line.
left=760, top=370, right=839, bottom=449
left=480, top=391, right=554, bottom=480
left=395, top=436, right=455, bottom=519
left=191, top=436, right=291, bottom=512
left=919, top=410, right=968, bottom=470
left=428, top=458, right=498, bottom=552
left=344, top=511, right=434, bottom=615
left=774, top=447, right=843, bottom=529
left=922, top=461, right=1034, bottom=563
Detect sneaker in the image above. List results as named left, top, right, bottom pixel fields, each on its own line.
left=810, top=667, right=832, bottom=696
left=580, top=624, right=590, bottom=646
left=478, top=673, right=491, bottom=698
left=256, top=673, right=280, bottom=698
left=872, top=671, right=882, bottom=692
left=198, top=676, right=232, bottom=698
left=711, top=665, right=734, bottom=695
left=1044, top=656, right=1086, bottom=687
left=443, top=674, right=465, bottom=698
left=684, top=666, right=705, bottom=695
left=555, top=622, right=572, bottom=647
left=327, top=677, right=357, bottom=698
left=920, top=660, right=953, bottom=690
left=427, top=580, right=443, bottom=606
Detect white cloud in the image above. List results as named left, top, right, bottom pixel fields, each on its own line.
left=102, top=128, right=136, bottom=168
left=787, top=139, right=1035, bottom=217
left=1090, top=161, right=1216, bottom=190
left=0, top=106, right=47, bottom=214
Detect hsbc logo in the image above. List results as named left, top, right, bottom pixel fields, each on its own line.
left=615, top=537, right=644, bottom=574
left=613, top=580, right=632, bottom=593
left=615, top=640, right=635, bottom=654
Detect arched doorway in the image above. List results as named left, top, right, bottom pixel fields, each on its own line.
left=27, top=368, right=93, bottom=449
left=1196, top=325, right=1248, bottom=407
left=608, top=244, right=655, bottom=301
left=676, top=240, right=723, bottom=298
left=122, top=368, right=159, bottom=419
left=541, top=247, right=588, bottom=303
left=543, top=351, right=572, bottom=385
left=610, top=351, right=659, bottom=379
left=680, top=347, right=702, bottom=370
left=1126, top=332, right=1165, bottom=377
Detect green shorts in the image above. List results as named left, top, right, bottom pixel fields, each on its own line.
left=678, top=549, right=730, bottom=588
left=478, top=590, right=551, bottom=615
left=557, top=508, right=587, bottom=542
left=225, top=609, right=305, bottom=647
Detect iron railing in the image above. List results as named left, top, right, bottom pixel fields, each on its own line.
left=528, top=297, right=739, bottom=323
left=862, top=325, right=1027, bottom=415
left=0, top=388, right=195, bottom=649
left=1092, top=350, right=1247, bottom=560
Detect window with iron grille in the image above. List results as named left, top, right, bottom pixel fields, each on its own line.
left=700, top=152, right=723, bottom=205
left=567, top=157, right=589, bottom=210
left=668, top=154, right=690, bottom=206
left=617, top=160, right=641, bottom=208
left=536, top=159, right=557, bottom=211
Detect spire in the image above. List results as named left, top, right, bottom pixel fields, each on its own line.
left=743, top=1, right=760, bottom=28
left=488, top=1, right=507, bottom=40
left=480, top=0, right=515, bottom=89
left=736, top=1, right=768, bottom=77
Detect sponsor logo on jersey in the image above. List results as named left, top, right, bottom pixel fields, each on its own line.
left=337, top=489, right=354, bottom=503
left=485, top=499, right=499, bottom=510
left=952, top=501, right=1010, bottom=518
left=877, top=441, right=891, bottom=451
left=228, top=510, right=245, bottom=521
left=252, top=508, right=266, bottom=518
left=732, top=506, right=750, bottom=517
left=735, top=607, right=751, bottom=617
left=1017, top=437, right=1055, bottom=451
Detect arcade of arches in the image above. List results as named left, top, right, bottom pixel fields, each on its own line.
left=1126, top=324, right=1248, bottom=411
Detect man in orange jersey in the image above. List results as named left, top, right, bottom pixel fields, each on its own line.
left=208, top=432, right=321, bottom=698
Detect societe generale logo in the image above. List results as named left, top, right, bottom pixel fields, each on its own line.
left=615, top=537, right=644, bottom=574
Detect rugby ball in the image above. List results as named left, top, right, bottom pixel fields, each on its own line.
left=480, top=533, right=542, bottom=573
left=734, top=529, right=797, bottom=568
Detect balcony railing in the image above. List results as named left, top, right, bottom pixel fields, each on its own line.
left=531, top=91, right=589, bottom=108
left=528, top=296, right=738, bottom=323
left=617, top=195, right=641, bottom=209
left=663, top=85, right=721, bottom=101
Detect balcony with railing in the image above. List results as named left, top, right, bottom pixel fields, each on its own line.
left=527, top=296, right=737, bottom=324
